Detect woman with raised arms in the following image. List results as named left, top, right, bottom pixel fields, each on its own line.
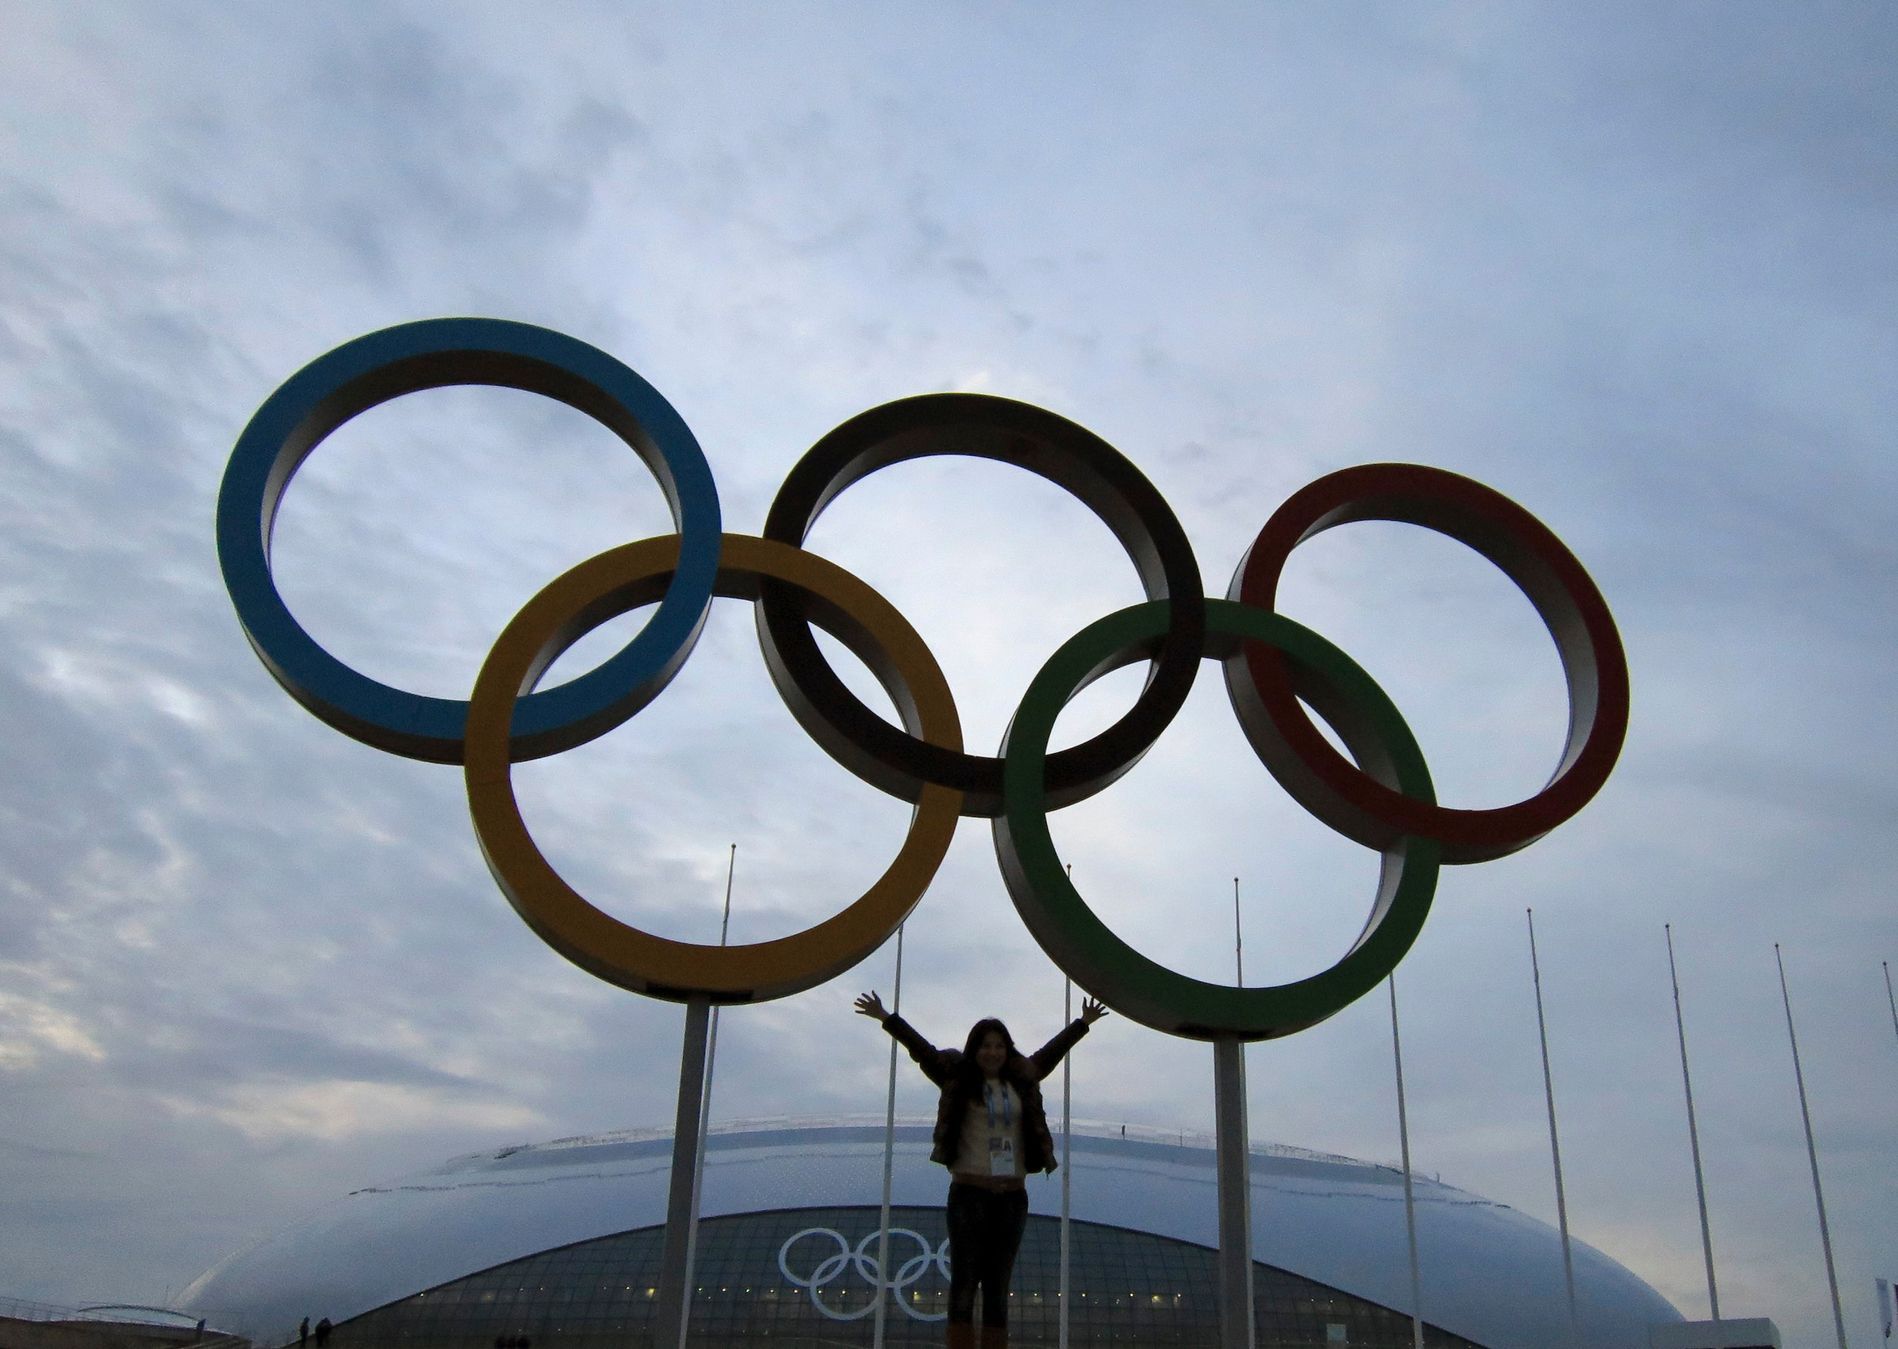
left=855, top=988, right=1107, bottom=1348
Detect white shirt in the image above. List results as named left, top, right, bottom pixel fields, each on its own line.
left=955, top=1079, right=1024, bottom=1179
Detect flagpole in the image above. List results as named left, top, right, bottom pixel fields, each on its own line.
left=1527, top=909, right=1579, bottom=1347
left=1776, top=944, right=1848, bottom=1349
left=1060, top=971, right=1073, bottom=1349
left=680, top=844, right=736, bottom=1345
left=873, top=922, right=905, bottom=1348
left=1060, top=863, right=1073, bottom=1349
left=1233, top=877, right=1243, bottom=986
left=1212, top=876, right=1256, bottom=1349
left=1388, top=974, right=1424, bottom=1349
left=1665, top=924, right=1720, bottom=1323
left=1884, top=962, right=1897, bottom=1049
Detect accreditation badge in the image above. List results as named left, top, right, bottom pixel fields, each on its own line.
left=987, top=1134, right=1017, bottom=1177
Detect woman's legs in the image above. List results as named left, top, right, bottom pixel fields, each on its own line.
left=945, top=1183, right=1030, bottom=1343
left=945, top=1183, right=984, bottom=1326
left=977, top=1191, right=1029, bottom=1329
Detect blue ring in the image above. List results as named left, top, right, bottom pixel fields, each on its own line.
left=215, top=318, right=721, bottom=763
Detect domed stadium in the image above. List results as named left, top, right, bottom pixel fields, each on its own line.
left=179, top=1118, right=1682, bottom=1348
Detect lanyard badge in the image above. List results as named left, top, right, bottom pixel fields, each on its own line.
left=984, top=1083, right=1017, bottom=1177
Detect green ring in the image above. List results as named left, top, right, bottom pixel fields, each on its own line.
left=994, top=599, right=1442, bottom=1041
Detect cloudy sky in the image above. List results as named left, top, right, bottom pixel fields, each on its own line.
left=3, top=3, right=1894, bottom=1344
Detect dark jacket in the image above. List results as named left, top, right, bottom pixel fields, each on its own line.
left=882, top=1013, right=1090, bottom=1174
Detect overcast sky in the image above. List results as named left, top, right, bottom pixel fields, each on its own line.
left=2, top=4, right=1894, bottom=1345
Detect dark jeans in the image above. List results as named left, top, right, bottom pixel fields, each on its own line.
left=946, top=1181, right=1029, bottom=1327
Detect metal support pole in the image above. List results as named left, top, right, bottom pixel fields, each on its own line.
left=1777, top=945, right=1849, bottom=1349
left=1213, top=1036, right=1256, bottom=1349
left=1666, top=924, right=1720, bottom=1323
left=681, top=847, right=737, bottom=1337
left=1527, top=909, right=1579, bottom=1347
left=657, top=998, right=712, bottom=1349
left=873, top=923, right=905, bottom=1349
left=1389, top=976, right=1424, bottom=1349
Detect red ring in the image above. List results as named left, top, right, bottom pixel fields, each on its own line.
left=1227, top=463, right=1629, bottom=864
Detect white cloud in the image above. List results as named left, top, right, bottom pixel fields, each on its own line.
left=156, top=1080, right=546, bottom=1145
left=0, top=992, right=106, bottom=1071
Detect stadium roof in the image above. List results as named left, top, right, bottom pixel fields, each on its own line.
left=182, top=1116, right=1681, bottom=1347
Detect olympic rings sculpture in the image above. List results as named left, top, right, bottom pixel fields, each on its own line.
left=776, top=1226, right=949, bottom=1322
left=218, top=317, right=1629, bottom=1041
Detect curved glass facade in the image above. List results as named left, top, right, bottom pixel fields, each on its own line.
left=337, top=1205, right=1483, bottom=1347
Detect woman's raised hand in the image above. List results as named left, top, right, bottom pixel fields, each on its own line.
left=854, top=991, right=890, bottom=1023
left=1080, top=996, right=1109, bottom=1026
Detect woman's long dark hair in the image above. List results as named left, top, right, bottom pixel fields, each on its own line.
left=954, top=1017, right=1018, bottom=1089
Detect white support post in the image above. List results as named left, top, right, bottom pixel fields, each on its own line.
left=1213, top=1036, right=1256, bottom=1349
left=656, top=999, right=712, bottom=1349
left=680, top=846, right=737, bottom=1340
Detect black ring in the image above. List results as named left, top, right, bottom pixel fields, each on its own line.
left=758, top=392, right=1204, bottom=817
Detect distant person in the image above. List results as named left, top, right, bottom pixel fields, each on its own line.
left=299, top=1317, right=309, bottom=1348
left=855, top=989, right=1106, bottom=1348
left=313, top=1317, right=332, bottom=1347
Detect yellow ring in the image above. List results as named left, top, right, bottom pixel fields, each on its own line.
left=465, top=533, right=964, bottom=1002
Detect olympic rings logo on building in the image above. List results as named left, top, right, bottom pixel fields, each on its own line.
left=776, top=1227, right=949, bottom=1322
left=217, top=317, right=1628, bottom=1041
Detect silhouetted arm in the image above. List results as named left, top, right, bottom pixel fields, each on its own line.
left=1027, top=997, right=1107, bottom=1080
left=857, top=991, right=956, bottom=1086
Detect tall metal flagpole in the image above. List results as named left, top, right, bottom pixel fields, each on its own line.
left=1235, top=871, right=1258, bottom=1343
left=1527, top=909, right=1579, bottom=1347
left=873, top=923, right=906, bottom=1348
left=1213, top=877, right=1256, bottom=1349
left=1776, top=944, right=1849, bottom=1349
left=1233, top=877, right=1243, bottom=985
left=679, top=845, right=737, bottom=1346
left=1388, top=975, right=1424, bottom=1349
left=1884, top=962, right=1898, bottom=1049
left=1665, top=924, right=1720, bottom=1323
left=1060, top=972, right=1073, bottom=1349
left=1060, top=862, right=1074, bottom=1349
